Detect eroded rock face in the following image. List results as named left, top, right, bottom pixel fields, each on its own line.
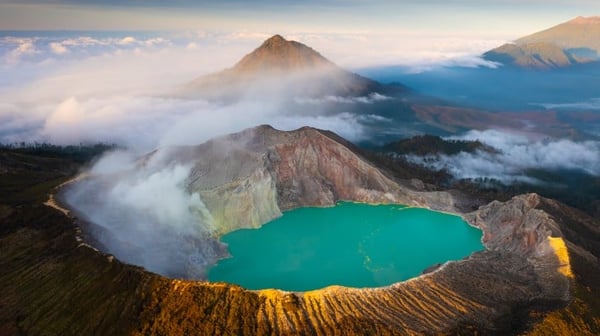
left=59, top=125, right=587, bottom=335
left=467, top=194, right=555, bottom=255
left=160, top=125, right=463, bottom=238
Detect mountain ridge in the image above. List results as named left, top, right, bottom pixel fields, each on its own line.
left=516, top=16, right=600, bottom=51
left=484, top=16, right=600, bottom=69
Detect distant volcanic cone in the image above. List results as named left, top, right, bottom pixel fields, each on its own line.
left=483, top=16, right=600, bottom=69
left=180, top=34, right=385, bottom=100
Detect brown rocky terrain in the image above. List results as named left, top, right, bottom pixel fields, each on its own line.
left=2, top=126, right=598, bottom=335
left=484, top=42, right=574, bottom=69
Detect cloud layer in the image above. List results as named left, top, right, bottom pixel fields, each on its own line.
left=1, top=31, right=385, bottom=150
left=406, top=129, right=600, bottom=184
left=535, top=98, right=600, bottom=110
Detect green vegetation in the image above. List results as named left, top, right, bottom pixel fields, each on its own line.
left=362, top=152, right=452, bottom=190
left=0, top=144, right=114, bottom=205
left=0, top=142, right=115, bottom=164
left=382, top=134, right=497, bottom=156
left=455, top=172, right=600, bottom=218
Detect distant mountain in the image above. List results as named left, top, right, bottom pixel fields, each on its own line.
left=484, top=16, right=600, bottom=69
left=181, top=35, right=387, bottom=100
left=516, top=16, right=600, bottom=52
left=228, top=34, right=335, bottom=74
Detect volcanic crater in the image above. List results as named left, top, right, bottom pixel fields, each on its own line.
left=59, top=125, right=579, bottom=335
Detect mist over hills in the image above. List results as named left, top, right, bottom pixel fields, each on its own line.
left=360, top=16, right=600, bottom=135
left=177, top=34, right=597, bottom=144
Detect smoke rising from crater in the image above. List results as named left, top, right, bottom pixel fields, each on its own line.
left=66, top=150, right=222, bottom=278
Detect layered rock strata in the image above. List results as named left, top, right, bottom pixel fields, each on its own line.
left=157, top=125, right=464, bottom=236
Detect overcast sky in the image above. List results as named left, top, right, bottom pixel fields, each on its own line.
left=1, top=1, right=598, bottom=38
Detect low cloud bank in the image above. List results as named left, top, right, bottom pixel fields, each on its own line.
left=406, top=129, right=600, bottom=184
left=1, top=32, right=384, bottom=150
left=295, top=93, right=392, bottom=105
left=535, top=98, right=600, bottom=110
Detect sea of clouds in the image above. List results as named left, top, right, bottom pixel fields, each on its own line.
left=0, top=31, right=386, bottom=151
left=0, top=30, right=506, bottom=150
left=405, top=129, right=600, bottom=184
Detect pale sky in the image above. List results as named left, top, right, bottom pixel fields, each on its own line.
left=0, top=0, right=599, bottom=39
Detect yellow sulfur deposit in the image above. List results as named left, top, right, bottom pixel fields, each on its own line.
left=548, top=236, right=573, bottom=278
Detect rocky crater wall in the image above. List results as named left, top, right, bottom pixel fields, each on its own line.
left=169, top=125, right=464, bottom=236
left=59, top=125, right=581, bottom=335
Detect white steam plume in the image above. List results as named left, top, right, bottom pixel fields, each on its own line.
left=66, top=150, right=221, bottom=278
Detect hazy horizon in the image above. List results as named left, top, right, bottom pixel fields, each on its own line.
left=1, top=1, right=597, bottom=34
left=2, top=3, right=600, bottom=186
left=1, top=1, right=599, bottom=70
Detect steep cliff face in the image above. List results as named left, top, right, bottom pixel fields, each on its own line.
left=155, top=125, right=462, bottom=238
left=162, top=135, right=283, bottom=234
left=270, top=127, right=402, bottom=208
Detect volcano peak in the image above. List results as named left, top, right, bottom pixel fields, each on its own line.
left=231, top=34, right=334, bottom=74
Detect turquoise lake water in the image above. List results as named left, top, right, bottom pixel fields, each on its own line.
left=208, top=202, right=483, bottom=291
